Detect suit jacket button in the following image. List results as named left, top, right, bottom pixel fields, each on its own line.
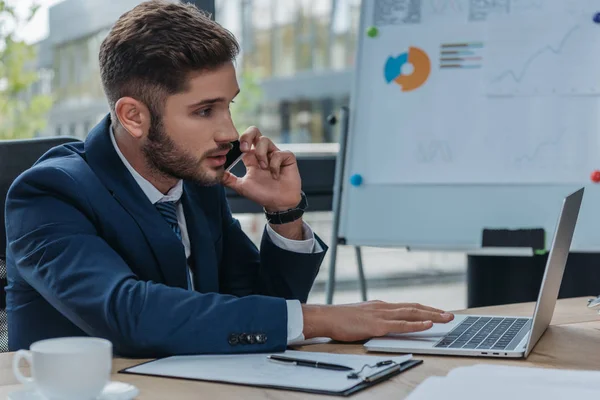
left=247, top=334, right=256, bottom=344
left=228, top=333, right=239, bottom=346
left=256, top=333, right=267, bottom=344
left=239, top=333, right=249, bottom=344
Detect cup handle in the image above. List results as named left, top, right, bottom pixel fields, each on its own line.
left=12, top=350, right=34, bottom=386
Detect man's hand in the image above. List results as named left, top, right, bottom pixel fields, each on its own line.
left=222, top=126, right=302, bottom=212
left=301, top=301, right=455, bottom=342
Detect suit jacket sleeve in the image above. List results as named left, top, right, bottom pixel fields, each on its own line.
left=217, top=187, right=328, bottom=302
left=5, top=166, right=290, bottom=357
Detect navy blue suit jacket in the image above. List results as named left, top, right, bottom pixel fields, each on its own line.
left=5, top=115, right=326, bottom=357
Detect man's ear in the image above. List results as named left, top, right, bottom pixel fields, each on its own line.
left=114, top=97, right=151, bottom=139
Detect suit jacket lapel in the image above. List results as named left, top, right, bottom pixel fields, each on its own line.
left=84, top=114, right=188, bottom=289
left=182, top=185, right=219, bottom=293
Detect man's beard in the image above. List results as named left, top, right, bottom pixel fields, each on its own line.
left=141, top=115, right=228, bottom=186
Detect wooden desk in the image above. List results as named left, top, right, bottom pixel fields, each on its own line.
left=1, top=297, right=598, bottom=399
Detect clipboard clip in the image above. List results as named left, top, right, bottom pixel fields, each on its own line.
left=361, top=363, right=402, bottom=383
left=347, top=360, right=396, bottom=380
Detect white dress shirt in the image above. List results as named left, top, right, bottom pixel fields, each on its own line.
left=110, top=128, right=320, bottom=343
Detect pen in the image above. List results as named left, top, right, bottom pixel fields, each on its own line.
left=267, top=355, right=354, bottom=371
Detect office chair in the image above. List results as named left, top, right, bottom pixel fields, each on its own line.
left=0, top=136, right=80, bottom=352
left=0, top=257, right=6, bottom=352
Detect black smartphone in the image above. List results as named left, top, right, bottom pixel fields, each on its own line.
left=224, top=140, right=244, bottom=172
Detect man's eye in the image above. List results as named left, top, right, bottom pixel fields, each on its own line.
left=196, top=108, right=212, bottom=117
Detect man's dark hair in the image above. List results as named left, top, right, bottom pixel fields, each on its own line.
left=99, top=0, right=239, bottom=121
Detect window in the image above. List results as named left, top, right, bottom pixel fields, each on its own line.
left=83, top=120, right=92, bottom=136
left=215, top=0, right=358, bottom=144
left=295, top=1, right=313, bottom=71
left=272, top=22, right=296, bottom=76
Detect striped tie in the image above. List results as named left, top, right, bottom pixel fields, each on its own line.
left=155, top=201, right=182, bottom=240
left=155, top=201, right=192, bottom=290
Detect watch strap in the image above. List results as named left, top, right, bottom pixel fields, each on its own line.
left=264, top=192, right=308, bottom=225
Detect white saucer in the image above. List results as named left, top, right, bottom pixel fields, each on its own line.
left=8, top=381, right=139, bottom=400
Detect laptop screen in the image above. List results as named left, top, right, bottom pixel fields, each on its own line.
left=524, top=188, right=584, bottom=357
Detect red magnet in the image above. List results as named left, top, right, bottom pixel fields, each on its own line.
left=591, top=170, right=600, bottom=183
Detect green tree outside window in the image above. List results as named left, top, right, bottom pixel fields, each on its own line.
left=0, top=0, right=52, bottom=140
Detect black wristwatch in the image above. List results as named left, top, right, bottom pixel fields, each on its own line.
left=264, top=191, right=308, bottom=225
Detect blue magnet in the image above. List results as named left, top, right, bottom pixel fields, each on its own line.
left=594, top=12, right=600, bottom=23
left=350, top=174, right=363, bottom=187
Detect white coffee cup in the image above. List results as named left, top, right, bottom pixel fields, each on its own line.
left=12, top=337, right=112, bottom=400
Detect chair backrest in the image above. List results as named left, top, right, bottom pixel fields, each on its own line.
left=0, top=137, right=80, bottom=352
left=0, top=256, right=7, bottom=352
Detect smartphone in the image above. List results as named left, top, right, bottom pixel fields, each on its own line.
left=224, top=140, right=244, bottom=172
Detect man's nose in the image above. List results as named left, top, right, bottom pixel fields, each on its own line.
left=216, top=119, right=239, bottom=143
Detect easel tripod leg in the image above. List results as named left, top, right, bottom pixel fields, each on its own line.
left=326, top=106, right=350, bottom=305
left=325, top=244, right=338, bottom=304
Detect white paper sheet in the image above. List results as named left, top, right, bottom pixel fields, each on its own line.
left=448, top=364, right=600, bottom=389
left=406, top=364, right=600, bottom=399
left=124, top=350, right=412, bottom=393
left=406, top=376, right=600, bottom=400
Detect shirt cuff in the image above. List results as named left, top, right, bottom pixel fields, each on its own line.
left=286, top=300, right=305, bottom=344
left=266, top=221, right=324, bottom=254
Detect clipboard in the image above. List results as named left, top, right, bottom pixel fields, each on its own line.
left=337, top=359, right=422, bottom=396
left=119, top=352, right=423, bottom=396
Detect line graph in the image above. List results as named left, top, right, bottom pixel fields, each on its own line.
left=514, top=130, right=565, bottom=164
left=490, top=25, right=580, bottom=84
left=510, top=125, right=590, bottom=176
left=484, top=21, right=600, bottom=96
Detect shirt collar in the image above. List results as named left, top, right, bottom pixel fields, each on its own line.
left=110, top=125, right=183, bottom=204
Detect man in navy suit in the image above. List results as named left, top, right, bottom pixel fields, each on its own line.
left=4, top=1, right=453, bottom=357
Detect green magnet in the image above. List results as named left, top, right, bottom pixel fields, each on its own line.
left=366, top=26, right=379, bottom=38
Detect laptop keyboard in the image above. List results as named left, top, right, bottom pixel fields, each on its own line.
left=434, top=316, right=530, bottom=350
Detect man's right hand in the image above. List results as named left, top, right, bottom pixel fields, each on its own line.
left=301, top=301, right=454, bottom=342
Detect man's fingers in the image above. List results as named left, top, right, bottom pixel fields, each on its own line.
left=362, top=301, right=448, bottom=315
left=254, top=136, right=277, bottom=170
left=221, top=171, right=242, bottom=194
left=269, top=152, right=283, bottom=179
left=238, top=127, right=284, bottom=172
left=407, top=303, right=447, bottom=314
left=385, top=308, right=454, bottom=323
left=239, top=126, right=262, bottom=152
left=268, top=151, right=295, bottom=179
left=381, top=320, right=433, bottom=335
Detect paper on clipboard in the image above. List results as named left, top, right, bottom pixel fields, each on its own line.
left=120, top=350, right=416, bottom=395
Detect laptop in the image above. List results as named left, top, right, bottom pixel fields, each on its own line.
left=364, top=187, right=584, bottom=359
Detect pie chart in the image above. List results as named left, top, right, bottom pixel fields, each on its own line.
left=384, top=47, right=431, bottom=92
